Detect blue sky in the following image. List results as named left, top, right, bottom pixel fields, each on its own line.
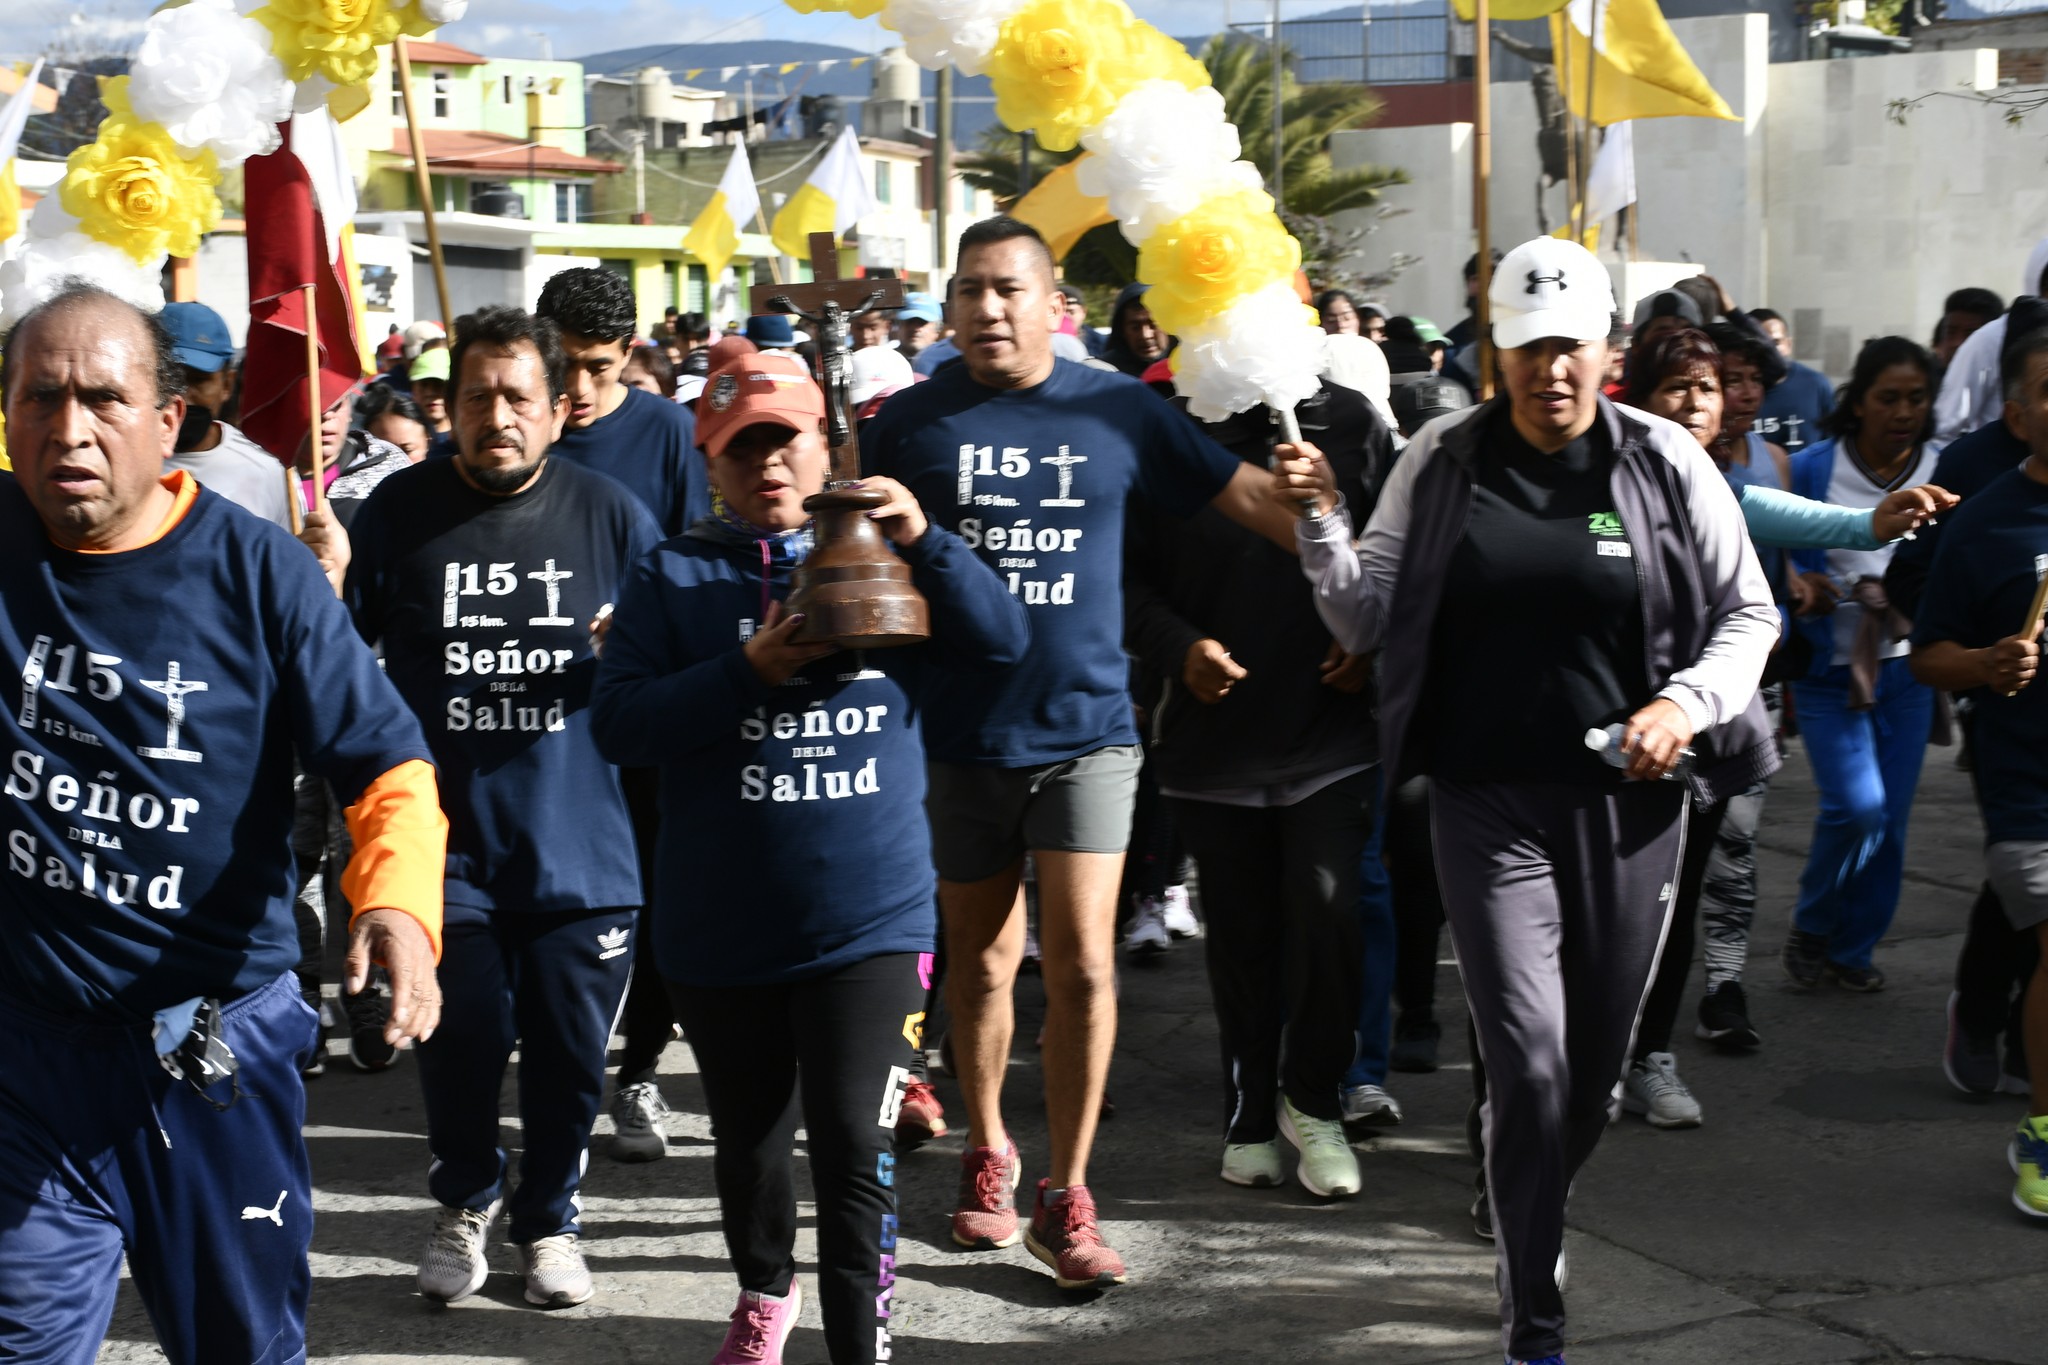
left=1, top=0, right=1290, bottom=68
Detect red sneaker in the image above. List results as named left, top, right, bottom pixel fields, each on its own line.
left=895, top=1081, right=949, bottom=1146
left=950, top=1141, right=1022, bottom=1249
left=1025, top=1180, right=1127, bottom=1290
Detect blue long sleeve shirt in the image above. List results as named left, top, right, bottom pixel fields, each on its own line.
left=590, top=522, right=1027, bottom=986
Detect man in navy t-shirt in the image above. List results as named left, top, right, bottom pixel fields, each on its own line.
left=1750, top=308, right=1834, bottom=455
left=348, top=306, right=661, bottom=1312
left=862, top=216, right=1299, bottom=1289
left=1908, top=370, right=2048, bottom=1217
left=536, top=265, right=704, bottom=1162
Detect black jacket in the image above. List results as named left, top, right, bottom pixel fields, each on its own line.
left=1124, top=380, right=1396, bottom=792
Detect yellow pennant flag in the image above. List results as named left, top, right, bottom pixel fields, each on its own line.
left=0, top=159, right=19, bottom=245
left=771, top=123, right=875, bottom=261
left=683, top=139, right=761, bottom=281
left=1551, top=0, right=1734, bottom=124
left=1010, top=157, right=1114, bottom=263
left=1450, top=0, right=1568, bottom=20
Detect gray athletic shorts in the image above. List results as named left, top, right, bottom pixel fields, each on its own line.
left=1985, top=842, right=2048, bottom=932
left=926, top=744, right=1144, bottom=884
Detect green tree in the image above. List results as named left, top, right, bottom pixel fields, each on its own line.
left=957, top=34, right=1407, bottom=289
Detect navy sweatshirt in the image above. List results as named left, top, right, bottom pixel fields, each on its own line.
left=589, top=521, right=1028, bottom=987
left=0, top=479, right=432, bottom=1019
left=347, top=457, right=661, bottom=916
left=551, top=384, right=710, bottom=537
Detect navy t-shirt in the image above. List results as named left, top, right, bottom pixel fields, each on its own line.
left=1756, top=361, right=1834, bottom=455
left=552, top=384, right=709, bottom=537
left=0, top=481, right=431, bottom=1019
left=862, top=358, right=1240, bottom=766
left=1911, top=467, right=2048, bottom=844
left=589, top=524, right=1027, bottom=986
left=347, top=457, right=662, bottom=916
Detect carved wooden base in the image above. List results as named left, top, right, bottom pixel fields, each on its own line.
left=787, top=486, right=931, bottom=648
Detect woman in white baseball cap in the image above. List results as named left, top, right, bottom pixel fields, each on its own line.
left=1277, top=237, right=1780, bottom=1365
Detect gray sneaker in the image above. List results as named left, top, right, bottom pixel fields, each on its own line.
left=1122, top=897, right=1170, bottom=957
left=609, top=1081, right=670, bottom=1162
left=418, top=1199, right=501, bottom=1303
left=518, top=1233, right=593, bottom=1308
left=1623, top=1052, right=1703, bottom=1129
left=1340, top=1083, right=1404, bottom=1129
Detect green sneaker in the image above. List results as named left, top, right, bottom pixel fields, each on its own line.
left=1220, top=1140, right=1284, bottom=1188
left=2011, top=1115, right=2048, bottom=1219
left=1277, top=1096, right=1360, bottom=1198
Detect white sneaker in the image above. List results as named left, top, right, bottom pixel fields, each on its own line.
left=418, top=1198, right=501, bottom=1303
left=1122, top=897, right=1170, bottom=957
left=1622, top=1051, right=1704, bottom=1129
left=1277, top=1095, right=1362, bottom=1197
left=1340, top=1083, right=1404, bottom=1128
left=1161, top=885, right=1200, bottom=939
left=518, top=1232, right=593, bottom=1308
left=608, top=1081, right=669, bottom=1163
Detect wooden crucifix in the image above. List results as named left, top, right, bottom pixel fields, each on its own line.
left=745, top=231, right=928, bottom=647
left=750, top=231, right=906, bottom=484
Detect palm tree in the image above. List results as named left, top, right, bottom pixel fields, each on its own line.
left=956, top=34, right=1407, bottom=286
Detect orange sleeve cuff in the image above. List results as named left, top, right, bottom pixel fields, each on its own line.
left=341, top=758, right=447, bottom=961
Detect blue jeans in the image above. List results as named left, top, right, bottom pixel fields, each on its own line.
left=1348, top=768, right=1396, bottom=1088
left=1791, top=658, right=1933, bottom=971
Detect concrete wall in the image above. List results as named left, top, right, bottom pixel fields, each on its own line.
left=1329, top=14, right=2048, bottom=374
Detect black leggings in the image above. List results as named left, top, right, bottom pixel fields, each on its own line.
left=1173, top=771, right=1371, bottom=1141
left=1635, top=797, right=1728, bottom=1059
left=1385, top=776, right=1445, bottom=1022
left=669, top=953, right=927, bottom=1365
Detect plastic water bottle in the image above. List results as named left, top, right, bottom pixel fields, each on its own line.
left=1585, top=724, right=1694, bottom=781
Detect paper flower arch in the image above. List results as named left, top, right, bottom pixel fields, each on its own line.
left=798, top=0, right=1326, bottom=419
left=0, top=0, right=448, bottom=329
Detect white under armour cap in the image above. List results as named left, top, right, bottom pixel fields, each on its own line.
left=1488, top=238, right=1616, bottom=351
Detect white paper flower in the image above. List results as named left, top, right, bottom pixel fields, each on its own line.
left=419, top=0, right=467, bottom=20
left=0, top=233, right=167, bottom=332
left=1077, top=82, right=1262, bottom=248
left=127, top=0, right=293, bottom=167
left=882, top=0, right=1029, bottom=76
left=1171, top=281, right=1328, bottom=423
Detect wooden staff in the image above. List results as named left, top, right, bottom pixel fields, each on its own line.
left=1577, top=0, right=1604, bottom=243
left=303, top=282, right=325, bottom=514
left=2023, top=554, right=2048, bottom=641
left=395, top=36, right=454, bottom=327
left=285, top=462, right=303, bottom=536
left=1473, top=0, right=1494, bottom=400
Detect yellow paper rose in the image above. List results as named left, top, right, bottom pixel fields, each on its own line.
left=987, top=0, right=1208, bottom=152
left=786, top=0, right=886, bottom=15
left=61, top=78, right=222, bottom=264
left=252, top=0, right=404, bottom=88
left=1137, top=189, right=1301, bottom=337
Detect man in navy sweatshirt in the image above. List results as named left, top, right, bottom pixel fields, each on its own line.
left=346, top=305, right=662, bottom=1312
left=0, top=282, right=447, bottom=1364
left=861, top=216, right=1300, bottom=1289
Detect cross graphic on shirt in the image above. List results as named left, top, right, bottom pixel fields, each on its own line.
left=139, top=662, right=208, bottom=763
left=1039, top=448, right=1087, bottom=508
left=528, top=560, right=575, bottom=627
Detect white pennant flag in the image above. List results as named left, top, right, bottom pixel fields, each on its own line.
left=1585, top=120, right=1636, bottom=226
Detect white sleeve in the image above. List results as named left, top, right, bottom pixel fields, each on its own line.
left=1293, top=412, right=1455, bottom=655
left=1933, top=317, right=2004, bottom=443
left=1642, top=419, right=1781, bottom=732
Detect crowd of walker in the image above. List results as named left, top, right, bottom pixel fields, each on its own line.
left=1, top=211, right=2046, bottom=1365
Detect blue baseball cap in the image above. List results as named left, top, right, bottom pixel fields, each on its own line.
left=899, top=292, right=942, bottom=326
left=745, top=313, right=796, bottom=348
left=159, top=302, right=236, bottom=373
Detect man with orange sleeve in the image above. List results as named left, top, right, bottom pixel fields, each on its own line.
left=0, top=282, right=446, bottom=1365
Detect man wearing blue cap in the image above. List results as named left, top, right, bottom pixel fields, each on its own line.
left=745, top=312, right=799, bottom=352
left=162, top=302, right=293, bottom=530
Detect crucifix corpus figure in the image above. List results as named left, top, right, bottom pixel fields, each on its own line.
left=748, top=231, right=930, bottom=646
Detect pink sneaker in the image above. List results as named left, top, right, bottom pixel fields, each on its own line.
left=950, top=1141, right=1023, bottom=1249
left=1025, top=1180, right=1127, bottom=1290
left=709, top=1281, right=801, bottom=1364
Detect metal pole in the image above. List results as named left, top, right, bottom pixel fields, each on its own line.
left=395, top=37, right=453, bottom=325
left=1271, top=0, right=1285, bottom=214
left=935, top=65, right=954, bottom=276
left=631, top=128, right=647, bottom=218
left=1018, top=129, right=1034, bottom=196
left=1473, top=0, right=1493, bottom=401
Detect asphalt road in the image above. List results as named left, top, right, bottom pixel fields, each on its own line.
left=97, top=741, right=2045, bottom=1364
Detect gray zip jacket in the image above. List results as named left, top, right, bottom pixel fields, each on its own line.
left=1296, top=395, right=1781, bottom=803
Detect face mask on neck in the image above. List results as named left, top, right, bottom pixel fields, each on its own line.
left=174, top=404, right=215, bottom=453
